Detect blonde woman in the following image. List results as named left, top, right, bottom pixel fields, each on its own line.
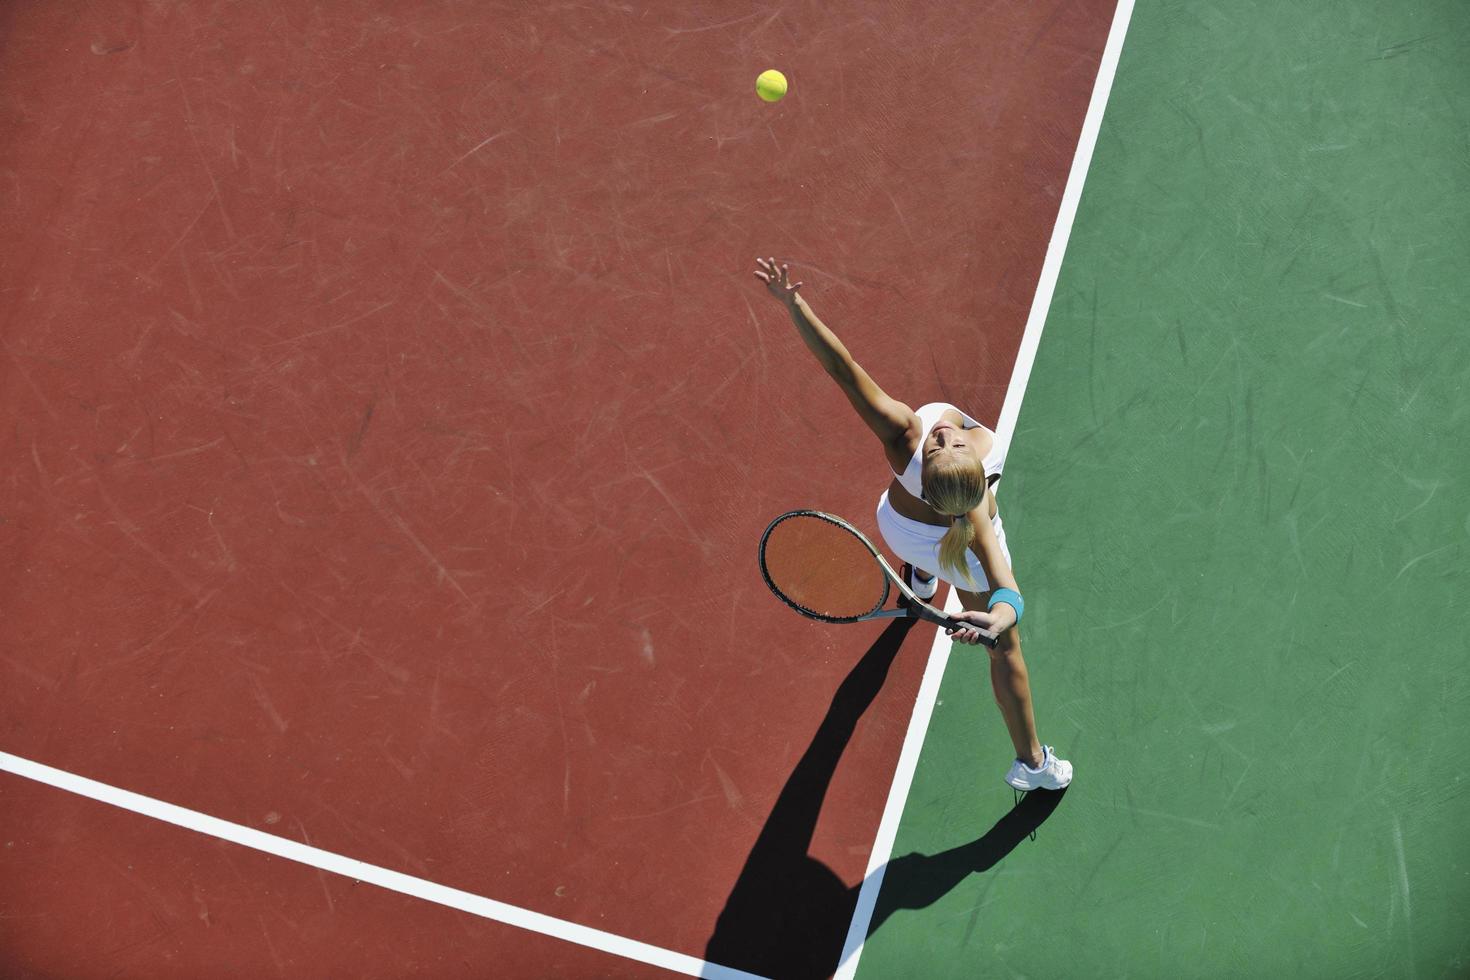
left=754, top=257, right=1072, bottom=791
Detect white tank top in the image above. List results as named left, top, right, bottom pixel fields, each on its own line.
left=892, top=402, right=1004, bottom=501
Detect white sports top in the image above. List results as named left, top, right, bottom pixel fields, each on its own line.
left=892, top=402, right=1004, bottom=502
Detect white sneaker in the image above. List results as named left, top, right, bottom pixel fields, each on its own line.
left=905, top=563, right=938, bottom=600
left=1004, top=745, right=1073, bottom=790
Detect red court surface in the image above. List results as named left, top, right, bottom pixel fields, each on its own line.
left=1, top=3, right=1113, bottom=975
left=3, top=775, right=651, bottom=978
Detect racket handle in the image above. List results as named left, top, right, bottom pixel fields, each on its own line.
left=908, top=599, right=1000, bottom=648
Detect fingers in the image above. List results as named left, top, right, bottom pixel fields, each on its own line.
left=944, top=609, right=998, bottom=645
left=778, top=261, right=800, bottom=291
left=754, top=257, right=801, bottom=294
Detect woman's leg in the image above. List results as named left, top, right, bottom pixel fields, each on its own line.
left=957, top=588, right=1044, bottom=768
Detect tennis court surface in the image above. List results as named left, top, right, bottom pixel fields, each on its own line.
left=3, top=2, right=1466, bottom=977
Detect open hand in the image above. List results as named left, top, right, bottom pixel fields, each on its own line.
left=754, top=256, right=802, bottom=305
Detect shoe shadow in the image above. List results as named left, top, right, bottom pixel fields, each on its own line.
left=864, top=786, right=1068, bottom=939
left=702, top=620, right=1069, bottom=979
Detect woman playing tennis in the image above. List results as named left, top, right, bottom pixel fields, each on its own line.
left=754, top=257, right=1072, bottom=791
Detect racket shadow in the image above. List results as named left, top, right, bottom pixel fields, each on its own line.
left=702, top=619, right=1068, bottom=979
left=703, top=618, right=914, bottom=980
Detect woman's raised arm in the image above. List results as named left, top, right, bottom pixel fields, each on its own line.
left=754, top=257, right=915, bottom=449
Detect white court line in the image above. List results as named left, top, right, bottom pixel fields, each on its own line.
left=832, top=3, right=1138, bottom=977
left=0, top=751, right=765, bottom=980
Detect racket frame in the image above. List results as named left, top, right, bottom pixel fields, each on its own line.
left=758, top=510, right=999, bottom=648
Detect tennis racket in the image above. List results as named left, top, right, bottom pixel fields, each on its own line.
left=758, top=510, right=999, bottom=648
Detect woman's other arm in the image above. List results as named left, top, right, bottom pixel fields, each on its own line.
left=943, top=487, right=1022, bottom=643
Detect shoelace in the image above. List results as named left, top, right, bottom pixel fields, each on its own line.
left=1014, top=749, right=1051, bottom=842
left=1012, top=788, right=1038, bottom=842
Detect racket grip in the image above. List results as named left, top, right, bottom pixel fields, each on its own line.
left=948, top=619, right=1000, bottom=648
left=909, top=599, right=1000, bottom=648
left=953, top=620, right=1001, bottom=649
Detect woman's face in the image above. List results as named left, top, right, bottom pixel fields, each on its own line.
left=923, top=420, right=980, bottom=468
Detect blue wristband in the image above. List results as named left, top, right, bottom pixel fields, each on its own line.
left=987, top=588, right=1024, bottom=624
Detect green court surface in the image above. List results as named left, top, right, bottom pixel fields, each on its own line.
left=858, top=1, right=1469, bottom=977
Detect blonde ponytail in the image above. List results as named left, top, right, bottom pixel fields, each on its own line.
left=922, top=457, right=988, bottom=587
left=937, top=517, right=977, bottom=586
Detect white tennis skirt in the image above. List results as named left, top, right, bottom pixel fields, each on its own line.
left=874, top=489, right=1013, bottom=593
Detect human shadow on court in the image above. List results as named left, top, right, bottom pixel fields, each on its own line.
left=703, top=619, right=1066, bottom=979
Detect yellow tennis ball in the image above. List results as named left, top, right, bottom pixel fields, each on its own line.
left=755, top=69, right=788, bottom=103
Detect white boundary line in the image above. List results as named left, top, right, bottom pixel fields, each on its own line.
left=992, top=0, right=1138, bottom=466
left=832, top=3, right=1138, bottom=977
left=0, top=751, right=765, bottom=980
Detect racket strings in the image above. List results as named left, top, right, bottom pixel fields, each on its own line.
left=760, top=514, right=888, bottom=621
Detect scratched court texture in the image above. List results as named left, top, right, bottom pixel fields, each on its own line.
left=0, top=2, right=1115, bottom=976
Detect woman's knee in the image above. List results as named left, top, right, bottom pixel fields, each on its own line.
left=988, top=627, right=1022, bottom=660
